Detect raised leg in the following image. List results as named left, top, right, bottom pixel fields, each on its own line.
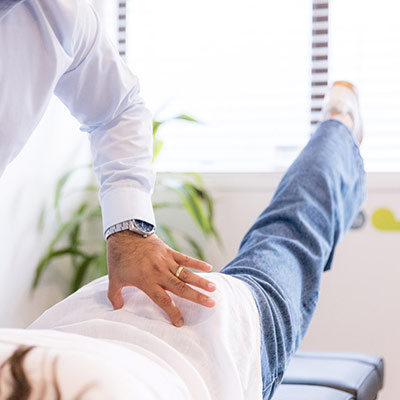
left=220, top=120, right=365, bottom=399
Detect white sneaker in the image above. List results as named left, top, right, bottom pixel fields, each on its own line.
left=322, top=81, right=363, bottom=145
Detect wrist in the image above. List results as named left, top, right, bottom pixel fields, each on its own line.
left=104, top=219, right=156, bottom=240
left=107, top=230, right=149, bottom=242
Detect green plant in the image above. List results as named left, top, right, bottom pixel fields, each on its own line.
left=33, top=115, right=221, bottom=296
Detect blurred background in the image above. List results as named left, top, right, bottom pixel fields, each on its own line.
left=0, top=0, right=399, bottom=398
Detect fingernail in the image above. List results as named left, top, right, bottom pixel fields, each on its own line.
left=205, top=297, right=216, bottom=307
left=208, top=265, right=213, bottom=271
left=208, top=283, right=216, bottom=291
left=176, top=319, right=184, bottom=327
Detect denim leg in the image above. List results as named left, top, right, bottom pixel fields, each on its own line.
left=220, top=120, right=366, bottom=399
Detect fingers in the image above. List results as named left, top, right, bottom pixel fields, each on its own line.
left=176, top=267, right=217, bottom=292
left=147, top=286, right=184, bottom=327
left=164, top=274, right=216, bottom=308
left=108, top=283, right=124, bottom=310
left=107, top=236, right=216, bottom=327
left=173, top=252, right=213, bottom=272
left=108, top=279, right=186, bottom=328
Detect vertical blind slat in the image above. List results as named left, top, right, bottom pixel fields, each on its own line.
left=118, top=1, right=127, bottom=59
left=311, top=0, right=329, bottom=125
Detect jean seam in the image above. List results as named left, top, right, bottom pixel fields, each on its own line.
left=262, top=374, right=277, bottom=394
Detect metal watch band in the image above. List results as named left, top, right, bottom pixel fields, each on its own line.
left=104, top=219, right=155, bottom=240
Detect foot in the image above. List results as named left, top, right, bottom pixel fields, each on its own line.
left=322, top=81, right=363, bottom=145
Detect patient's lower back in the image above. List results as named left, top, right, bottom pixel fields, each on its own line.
left=28, top=273, right=263, bottom=400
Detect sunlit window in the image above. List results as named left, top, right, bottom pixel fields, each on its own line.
left=120, top=0, right=400, bottom=172
left=126, top=0, right=312, bottom=172
left=330, top=0, right=400, bottom=171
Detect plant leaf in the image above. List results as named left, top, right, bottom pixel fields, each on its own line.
left=183, top=235, right=205, bottom=261
left=153, top=120, right=164, bottom=137
left=47, top=203, right=89, bottom=250
left=179, top=176, right=222, bottom=244
left=153, top=139, right=163, bottom=161
left=69, top=223, right=82, bottom=270
left=153, top=201, right=180, bottom=210
left=191, top=185, right=222, bottom=244
left=157, top=224, right=181, bottom=252
left=54, top=164, right=91, bottom=210
left=174, top=114, right=200, bottom=123
left=177, top=182, right=212, bottom=234
left=83, top=184, right=99, bottom=192
left=69, top=256, right=96, bottom=294
left=161, top=178, right=214, bottom=235
left=32, top=248, right=89, bottom=290
left=95, top=243, right=108, bottom=276
left=37, top=204, right=47, bottom=232
left=33, top=202, right=96, bottom=290
left=69, top=222, right=81, bottom=249
left=184, top=172, right=204, bottom=186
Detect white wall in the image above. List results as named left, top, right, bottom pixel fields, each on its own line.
left=0, top=0, right=115, bottom=328
left=120, top=171, right=399, bottom=399
left=1, top=156, right=398, bottom=400
left=199, top=172, right=399, bottom=400
left=0, top=97, right=91, bottom=327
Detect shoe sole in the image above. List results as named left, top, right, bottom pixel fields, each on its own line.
left=328, top=81, right=363, bottom=144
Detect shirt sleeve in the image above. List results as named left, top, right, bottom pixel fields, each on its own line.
left=53, top=0, right=156, bottom=235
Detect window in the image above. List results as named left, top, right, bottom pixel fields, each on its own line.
left=120, top=0, right=400, bottom=172
left=329, top=0, right=400, bottom=171
left=125, top=0, right=312, bottom=172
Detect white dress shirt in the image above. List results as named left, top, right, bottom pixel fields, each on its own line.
left=0, top=0, right=155, bottom=234
left=0, top=273, right=263, bottom=399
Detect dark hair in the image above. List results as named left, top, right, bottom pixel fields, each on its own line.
left=0, top=345, right=98, bottom=400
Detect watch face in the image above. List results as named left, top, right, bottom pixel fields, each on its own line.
left=134, top=219, right=155, bottom=233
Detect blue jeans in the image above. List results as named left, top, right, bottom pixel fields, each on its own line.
left=220, top=120, right=366, bottom=399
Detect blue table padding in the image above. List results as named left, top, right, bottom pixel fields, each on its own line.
left=282, top=351, right=384, bottom=400
left=273, top=384, right=355, bottom=400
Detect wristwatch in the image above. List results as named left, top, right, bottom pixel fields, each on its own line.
left=104, top=219, right=156, bottom=240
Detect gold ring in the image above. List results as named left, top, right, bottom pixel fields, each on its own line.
left=175, top=266, right=185, bottom=279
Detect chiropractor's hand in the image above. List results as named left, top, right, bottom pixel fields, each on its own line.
left=106, top=231, right=217, bottom=327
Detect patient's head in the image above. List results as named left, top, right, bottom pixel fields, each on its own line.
left=0, top=345, right=98, bottom=399
left=0, top=338, right=150, bottom=399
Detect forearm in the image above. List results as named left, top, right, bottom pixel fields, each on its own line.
left=89, top=100, right=156, bottom=234
left=52, top=0, right=156, bottom=233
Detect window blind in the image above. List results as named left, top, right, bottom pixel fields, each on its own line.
left=311, top=1, right=329, bottom=126
left=119, top=0, right=400, bottom=172
left=117, top=1, right=127, bottom=60
left=125, top=0, right=312, bottom=172
left=329, top=0, right=400, bottom=171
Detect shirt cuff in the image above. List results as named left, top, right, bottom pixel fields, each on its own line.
left=100, top=187, right=156, bottom=235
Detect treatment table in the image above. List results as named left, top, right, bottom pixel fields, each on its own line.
left=273, top=351, right=384, bottom=400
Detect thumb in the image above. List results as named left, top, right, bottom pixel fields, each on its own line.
left=108, top=283, right=124, bottom=310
